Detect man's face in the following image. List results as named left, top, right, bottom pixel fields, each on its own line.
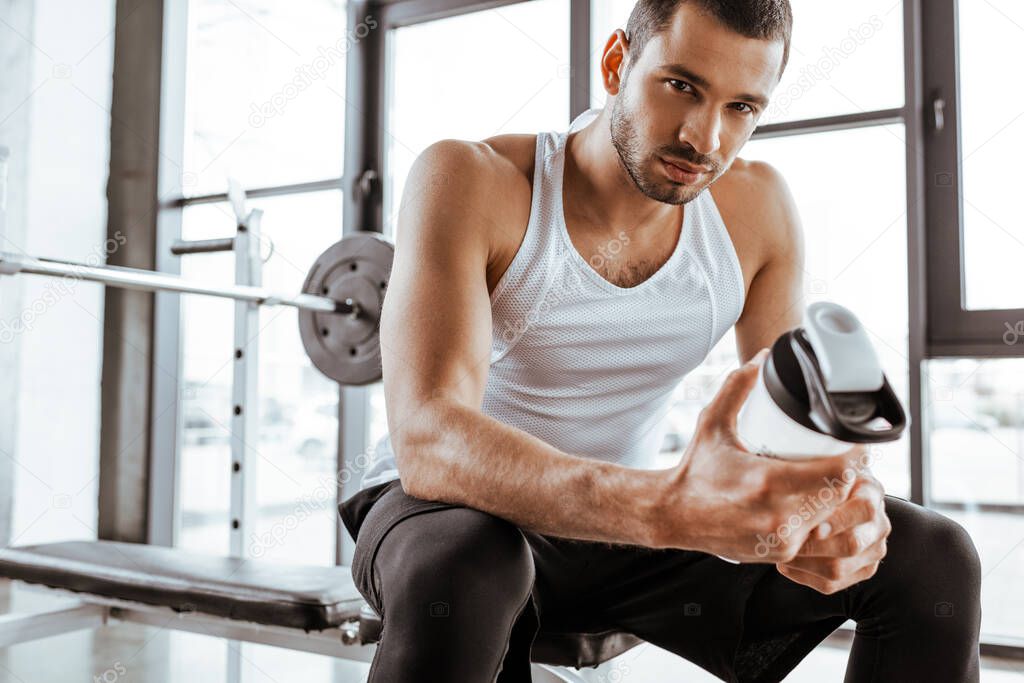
left=609, top=4, right=784, bottom=205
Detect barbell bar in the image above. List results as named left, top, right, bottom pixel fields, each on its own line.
left=0, top=251, right=351, bottom=314
left=0, top=231, right=395, bottom=385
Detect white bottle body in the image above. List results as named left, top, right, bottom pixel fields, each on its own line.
left=735, top=364, right=851, bottom=460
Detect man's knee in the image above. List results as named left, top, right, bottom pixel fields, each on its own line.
left=882, top=496, right=981, bottom=616
left=374, top=506, right=535, bottom=615
left=362, top=507, right=539, bottom=680
left=926, top=511, right=981, bottom=589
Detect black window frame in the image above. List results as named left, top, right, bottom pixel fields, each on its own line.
left=923, top=0, right=1024, bottom=358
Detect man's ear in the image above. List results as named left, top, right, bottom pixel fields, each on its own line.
left=600, top=29, right=630, bottom=97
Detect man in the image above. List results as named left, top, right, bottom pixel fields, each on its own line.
left=340, top=1, right=982, bottom=680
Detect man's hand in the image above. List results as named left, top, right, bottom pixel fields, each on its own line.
left=776, top=466, right=891, bottom=594
left=651, top=349, right=865, bottom=561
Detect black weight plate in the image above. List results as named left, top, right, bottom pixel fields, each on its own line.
left=299, top=233, right=394, bottom=385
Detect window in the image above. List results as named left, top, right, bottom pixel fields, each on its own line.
left=385, top=0, right=571, bottom=236
left=922, top=0, right=1024, bottom=646
left=758, top=0, right=903, bottom=125
left=927, top=358, right=1024, bottom=640
left=1, top=0, right=116, bottom=545
left=927, top=358, right=1024, bottom=506
left=177, top=192, right=343, bottom=563
left=182, top=0, right=347, bottom=194
left=589, top=0, right=635, bottom=110
left=958, top=1, right=1024, bottom=311
left=173, top=0, right=348, bottom=566
left=740, top=125, right=910, bottom=497
left=925, top=0, right=1024, bottom=351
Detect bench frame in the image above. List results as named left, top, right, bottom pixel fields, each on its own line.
left=0, top=582, right=615, bottom=683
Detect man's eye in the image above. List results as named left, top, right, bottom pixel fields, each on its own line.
left=668, top=79, right=694, bottom=93
left=731, top=103, right=754, bottom=114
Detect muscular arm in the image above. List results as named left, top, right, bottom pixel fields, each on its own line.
left=380, top=140, right=662, bottom=547
left=733, top=161, right=806, bottom=363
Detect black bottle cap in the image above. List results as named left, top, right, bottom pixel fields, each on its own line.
left=762, top=329, right=907, bottom=443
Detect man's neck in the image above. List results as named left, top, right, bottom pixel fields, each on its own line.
left=564, top=109, right=682, bottom=239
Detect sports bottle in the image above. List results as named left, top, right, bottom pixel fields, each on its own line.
left=718, top=301, right=907, bottom=563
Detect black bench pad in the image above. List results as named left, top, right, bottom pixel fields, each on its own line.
left=0, top=541, right=363, bottom=631
left=0, top=540, right=643, bottom=667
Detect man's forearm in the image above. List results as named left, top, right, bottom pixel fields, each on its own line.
left=393, top=399, right=664, bottom=548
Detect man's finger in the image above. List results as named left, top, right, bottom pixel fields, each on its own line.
left=766, top=445, right=864, bottom=506
left=795, top=517, right=885, bottom=558
left=702, top=347, right=769, bottom=435
left=777, top=552, right=881, bottom=594
left=814, top=477, right=883, bottom=541
left=783, top=533, right=887, bottom=577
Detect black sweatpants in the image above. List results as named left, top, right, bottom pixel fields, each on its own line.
left=340, top=480, right=982, bottom=682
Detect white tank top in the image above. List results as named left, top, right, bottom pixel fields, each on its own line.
left=360, top=108, right=746, bottom=490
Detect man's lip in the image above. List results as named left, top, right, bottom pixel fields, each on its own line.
left=662, top=157, right=710, bottom=174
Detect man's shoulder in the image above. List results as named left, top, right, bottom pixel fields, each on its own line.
left=418, top=134, right=536, bottom=191
left=409, top=135, right=537, bottom=291
left=715, top=157, right=792, bottom=214
left=412, top=135, right=535, bottom=228
left=713, top=157, right=802, bottom=264
left=480, top=133, right=538, bottom=180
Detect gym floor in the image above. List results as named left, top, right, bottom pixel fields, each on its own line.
left=0, top=581, right=1020, bottom=682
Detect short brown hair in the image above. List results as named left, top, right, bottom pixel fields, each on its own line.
left=625, top=0, right=793, bottom=77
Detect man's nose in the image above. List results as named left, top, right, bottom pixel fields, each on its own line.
left=679, top=107, right=722, bottom=157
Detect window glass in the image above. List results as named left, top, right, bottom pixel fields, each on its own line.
left=177, top=191, right=343, bottom=565
left=926, top=358, right=1024, bottom=505
left=959, top=1, right=1024, bottom=310
left=4, top=0, right=115, bottom=545
left=183, top=0, right=350, bottom=195
left=385, top=0, right=570, bottom=236
left=926, top=357, right=1024, bottom=640
left=760, top=0, right=903, bottom=124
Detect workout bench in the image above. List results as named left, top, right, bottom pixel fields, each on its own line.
left=0, top=540, right=642, bottom=682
